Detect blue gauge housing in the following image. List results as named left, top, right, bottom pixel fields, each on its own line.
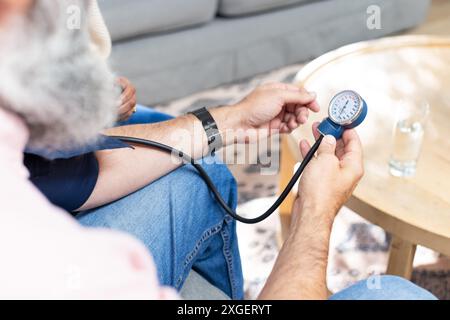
left=318, top=91, right=368, bottom=139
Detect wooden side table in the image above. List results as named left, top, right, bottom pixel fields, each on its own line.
left=279, top=36, right=450, bottom=279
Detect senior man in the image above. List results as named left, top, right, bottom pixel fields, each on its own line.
left=20, top=0, right=321, bottom=300
left=0, top=0, right=436, bottom=300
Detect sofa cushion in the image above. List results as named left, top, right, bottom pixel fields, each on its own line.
left=218, top=0, right=308, bottom=17
left=110, top=0, right=430, bottom=104
left=98, top=0, right=219, bottom=42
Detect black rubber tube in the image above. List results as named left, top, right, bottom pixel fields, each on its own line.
left=110, top=135, right=324, bottom=224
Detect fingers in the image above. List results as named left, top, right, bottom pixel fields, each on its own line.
left=264, top=84, right=320, bottom=132
left=117, top=77, right=127, bottom=88
left=262, top=83, right=320, bottom=111
left=299, top=121, right=322, bottom=158
left=335, top=138, right=346, bottom=159
left=264, top=82, right=302, bottom=92
left=121, top=83, right=136, bottom=103
left=294, top=106, right=309, bottom=124
left=117, top=77, right=130, bottom=96
left=300, top=108, right=309, bottom=123
left=306, top=99, right=320, bottom=112
left=342, top=129, right=362, bottom=155
left=117, top=76, right=136, bottom=104
left=117, top=77, right=137, bottom=118
left=340, top=129, right=364, bottom=178
left=280, top=124, right=290, bottom=133
left=277, top=89, right=317, bottom=106
left=281, top=105, right=310, bottom=132
left=116, top=77, right=137, bottom=122
left=299, top=139, right=311, bottom=158
left=117, top=109, right=135, bottom=122
left=277, top=108, right=302, bottom=132
left=276, top=90, right=317, bottom=130
left=118, top=98, right=137, bottom=119
left=312, top=122, right=321, bottom=140
left=317, top=135, right=336, bottom=156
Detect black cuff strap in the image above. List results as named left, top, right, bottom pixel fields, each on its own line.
left=189, top=107, right=223, bottom=156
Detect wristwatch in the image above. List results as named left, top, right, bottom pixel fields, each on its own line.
left=189, top=107, right=223, bottom=156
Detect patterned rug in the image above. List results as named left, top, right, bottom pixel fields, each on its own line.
left=155, top=64, right=449, bottom=300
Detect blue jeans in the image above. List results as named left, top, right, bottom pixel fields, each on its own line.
left=78, top=105, right=436, bottom=300
left=77, top=105, right=244, bottom=299
left=330, top=275, right=437, bottom=300
left=117, top=104, right=174, bottom=125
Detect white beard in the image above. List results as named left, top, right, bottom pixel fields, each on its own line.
left=0, top=0, right=120, bottom=150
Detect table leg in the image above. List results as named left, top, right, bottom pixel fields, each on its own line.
left=278, top=136, right=297, bottom=243
left=386, top=236, right=417, bottom=279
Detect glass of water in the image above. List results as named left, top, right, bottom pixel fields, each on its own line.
left=389, top=99, right=430, bottom=177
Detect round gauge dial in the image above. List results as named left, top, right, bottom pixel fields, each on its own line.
left=328, top=90, right=363, bottom=125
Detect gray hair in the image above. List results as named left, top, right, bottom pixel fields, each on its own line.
left=0, top=0, right=120, bottom=150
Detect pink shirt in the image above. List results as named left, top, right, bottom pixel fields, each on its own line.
left=0, top=108, right=178, bottom=299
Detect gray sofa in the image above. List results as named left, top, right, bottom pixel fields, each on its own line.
left=99, top=0, right=430, bottom=106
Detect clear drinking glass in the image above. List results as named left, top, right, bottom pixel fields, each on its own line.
left=389, top=99, right=430, bottom=177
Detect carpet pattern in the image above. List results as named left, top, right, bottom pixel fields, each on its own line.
left=155, top=64, right=449, bottom=300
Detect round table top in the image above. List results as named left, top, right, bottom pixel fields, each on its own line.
left=289, top=35, right=450, bottom=254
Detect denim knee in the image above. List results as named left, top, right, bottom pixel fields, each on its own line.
left=77, top=158, right=242, bottom=294
left=330, top=275, right=437, bottom=300
left=180, top=160, right=243, bottom=298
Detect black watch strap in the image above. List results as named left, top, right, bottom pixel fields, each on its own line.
left=189, top=107, right=223, bottom=156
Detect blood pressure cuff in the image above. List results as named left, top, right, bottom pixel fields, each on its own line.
left=24, top=135, right=130, bottom=212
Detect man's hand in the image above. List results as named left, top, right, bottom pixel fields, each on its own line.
left=295, top=123, right=364, bottom=226
left=117, top=77, right=137, bottom=122
left=211, top=83, right=320, bottom=143
left=259, top=125, right=364, bottom=300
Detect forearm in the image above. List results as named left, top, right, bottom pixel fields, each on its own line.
left=77, top=106, right=236, bottom=210
left=258, top=200, right=334, bottom=300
